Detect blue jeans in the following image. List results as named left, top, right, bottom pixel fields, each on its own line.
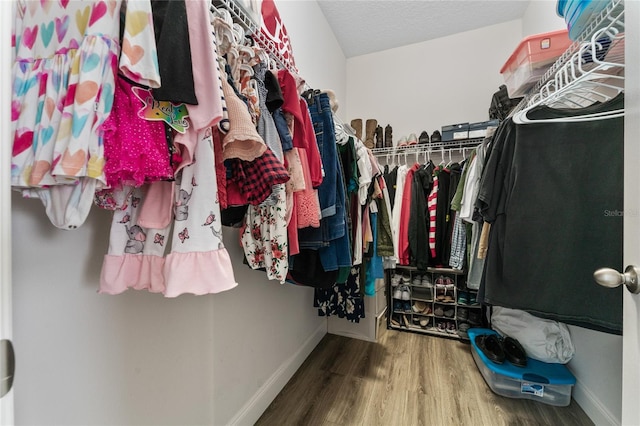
left=308, top=93, right=337, bottom=217
left=272, top=107, right=293, bottom=152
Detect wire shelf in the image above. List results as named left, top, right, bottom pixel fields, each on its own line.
left=211, top=0, right=298, bottom=74
left=518, top=0, right=625, bottom=109
left=371, top=138, right=485, bottom=157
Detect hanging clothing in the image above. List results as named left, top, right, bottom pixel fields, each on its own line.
left=102, top=75, right=173, bottom=188
left=241, top=184, right=289, bottom=283
left=314, top=265, right=366, bottom=323
left=391, top=165, right=409, bottom=263
left=12, top=0, right=160, bottom=229
left=100, top=128, right=237, bottom=296
left=408, top=162, right=434, bottom=271
left=478, top=94, right=624, bottom=334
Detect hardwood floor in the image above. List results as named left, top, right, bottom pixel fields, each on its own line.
left=256, top=326, right=593, bottom=426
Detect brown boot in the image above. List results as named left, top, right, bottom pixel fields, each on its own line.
left=375, top=125, right=384, bottom=149
left=364, top=119, right=377, bottom=149
left=350, top=119, right=362, bottom=141
left=384, top=125, right=393, bottom=148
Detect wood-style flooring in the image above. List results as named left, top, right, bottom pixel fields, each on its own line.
left=256, top=326, right=593, bottom=426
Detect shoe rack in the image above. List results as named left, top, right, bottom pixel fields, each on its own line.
left=387, top=266, right=483, bottom=340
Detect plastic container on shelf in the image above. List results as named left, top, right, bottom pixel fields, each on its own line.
left=557, top=0, right=611, bottom=40
left=468, top=328, right=576, bottom=407
left=499, top=29, right=572, bottom=97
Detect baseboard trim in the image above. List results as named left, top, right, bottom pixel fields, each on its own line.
left=572, top=377, right=620, bottom=426
left=227, top=322, right=327, bottom=426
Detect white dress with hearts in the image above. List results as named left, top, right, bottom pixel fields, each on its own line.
left=11, top=0, right=160, bottom=228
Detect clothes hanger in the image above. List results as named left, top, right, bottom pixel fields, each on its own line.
left=513, top=26, right=624, bottom=124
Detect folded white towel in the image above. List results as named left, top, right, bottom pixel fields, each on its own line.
left=491, top=306, right=575, bottom=364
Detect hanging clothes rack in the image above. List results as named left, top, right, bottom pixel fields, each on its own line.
left=210, top=0, right=299, bottom=75
left=371, top=137, right=485, bottom=158
left=513, top=0, right=625, bottom=115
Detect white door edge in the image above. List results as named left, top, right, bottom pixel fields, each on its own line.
left=0, top=0, right=14, bottom=424
left=622, top=0, right=640, bottom=424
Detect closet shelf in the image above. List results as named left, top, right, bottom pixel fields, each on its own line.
left=371, top=137, right=485, bottom=157
left=523, top=0, right=624, bottom=104
left=211, top=0, right=299, bottom=74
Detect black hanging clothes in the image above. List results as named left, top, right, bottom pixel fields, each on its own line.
left=478, top=93, right=624, bottom=334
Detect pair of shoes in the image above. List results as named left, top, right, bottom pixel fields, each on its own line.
left=401, top=285, right=411, bottom=301
left=364, top=119, right=377, bottom=149
left=398, top=285, right=411, bottom=312
left=412, top=300, right=426, bottom=313
left=431, top=130, right=442, bottom=143
left=384, top=124, right=393, bottom=148
left=435, top=275, right=454, bottom=289
left=475, top=334, right=505, bottom=364
left=444, top=277, right=455, bottom=290
left=412, top=300, right=428, bottom=314
left=418, top=131, right=430, bottom=144
left=503, top=336, right=528, bottom=367
left=457, top=322, right=470, bottom=339
left=422, top=275, right=433, bottom=288
left=390, top=273, right=401, bottom=287
left=475, top=334, right=528, bottom=367
left=457, top=307, right=468, bottom=321
left=436, top=290, right=455, bottom=304
left=407, top=133, right=418, bottom=146
left=375, top=125, right=384, bottom=149
left=468, top=310, right=482, bottom=325
left=350, top=119, right=363, bottom=141
left=393, top=287, right=402, bottom=300
left=390, top=315, right=401, bottom=327
left=402, top=314, right=410, bottom=328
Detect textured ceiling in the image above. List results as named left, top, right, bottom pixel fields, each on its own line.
left=317, top=0, right=531, bottom=58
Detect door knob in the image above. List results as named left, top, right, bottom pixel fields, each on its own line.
left=593, top=265, right=640, bottom=294
left=0, top=339, right=14, bottom=398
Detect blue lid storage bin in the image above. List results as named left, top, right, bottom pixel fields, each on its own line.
left=468, top=328, right=576, bottom=406
left=556, top=0, right=610, bottom=40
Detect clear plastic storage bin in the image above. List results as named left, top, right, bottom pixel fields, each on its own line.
left=500, top=29, right=572, bottom=97
left=468, top=328, right=575, bottom=407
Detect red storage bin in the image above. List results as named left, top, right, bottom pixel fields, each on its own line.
left=500, top=29, right=572, bottom=97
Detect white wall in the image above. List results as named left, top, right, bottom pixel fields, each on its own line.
left=522, top=0, right=566, bottom=37
left=520, top=2, right=623, bottom=425
left=344, top=3, right=623, bottom=425
left=11, top=1, right=346, bottom=426
left=345, top=19, right=522, bottom=142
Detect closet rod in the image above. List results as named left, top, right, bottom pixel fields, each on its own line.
left=371, top=137, right=485, bottom=157
left=210, top=0, right=299, bottom=74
